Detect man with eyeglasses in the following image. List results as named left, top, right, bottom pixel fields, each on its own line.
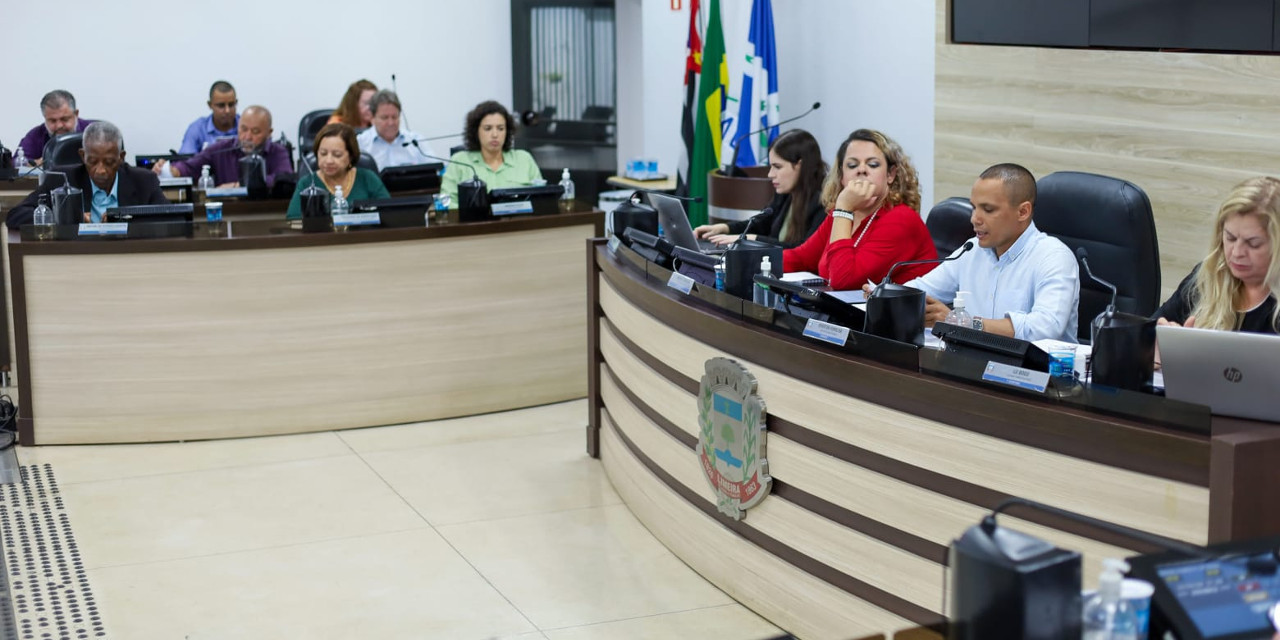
left=177, top=80, right=239, bottom=154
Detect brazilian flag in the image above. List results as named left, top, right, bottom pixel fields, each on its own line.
left=687, top=0, right=727, bottom=227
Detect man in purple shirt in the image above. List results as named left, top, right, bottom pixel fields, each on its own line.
left=156, top=105, right=292, bottom=187
left=17, top=90, right=94, bottom=166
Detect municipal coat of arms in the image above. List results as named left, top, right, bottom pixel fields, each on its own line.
left=696, top=357, right=771, bottom=520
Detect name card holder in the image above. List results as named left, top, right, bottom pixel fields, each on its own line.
left=667, top=271, right=695, bottom=295
left=78, top=223, right=129, bottom=236
left=332, top=212, right=381, bottom=227
left=803, top=318, right=850, bottom=346
left=981, top=361, right=1050, bottom=393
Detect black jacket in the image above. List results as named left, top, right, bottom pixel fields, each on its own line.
left=725, top=191, right=825, bottom=248
left=6, top=164, right=168, bottom=229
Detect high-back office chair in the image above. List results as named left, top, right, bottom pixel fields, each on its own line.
left=42, top=132, right=84, bottom=171
left=925, top=197, right=974, bottom=257
left=303, top=151, right=378, bottom=173
left=448, top=144, right=466, bottom=157
left=297, top=109, right=334, bottom=162
left=1035, top=171, right=1161, bottom=343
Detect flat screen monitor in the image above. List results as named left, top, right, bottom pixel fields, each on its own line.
left=489, top=184, right=564, bottom=216
left=379, top=162, right=443, bottom=192
left=103, top=204, right=195, bottom=224
left=351, top=196, right=433, bottom=228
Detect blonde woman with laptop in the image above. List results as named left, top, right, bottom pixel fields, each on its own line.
left=1155, top=176, right=1280, bottom=335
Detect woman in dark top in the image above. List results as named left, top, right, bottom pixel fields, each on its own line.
left=693, top=129, right=827, bottom=248
left=1155, top=176, right=1279, bottom=334
left=287, top=123, right=389, bottom=219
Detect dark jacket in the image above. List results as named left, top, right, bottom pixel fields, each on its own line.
left=725, top=191, right=826, bottom=248
left=6, top=164, right=168, bottom=229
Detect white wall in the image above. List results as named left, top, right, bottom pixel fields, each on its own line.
left=1, top=0, right=513, bottom=161
left=617, top=0, right=936, bottom=208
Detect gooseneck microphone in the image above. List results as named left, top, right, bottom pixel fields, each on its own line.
left=728, top=206, right=773, bottom=251
left=879, top=240, right=975, bottom=287
left=723, top=101, right=822, bottom=176
left=407, top=149, right=481, bottom=183
left=1075, top=247, right=1118, bottom=313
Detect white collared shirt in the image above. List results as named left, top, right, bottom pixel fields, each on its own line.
left=905, top=221, right=1081, bottom=343
left=357, top=128, right=437, bottom=171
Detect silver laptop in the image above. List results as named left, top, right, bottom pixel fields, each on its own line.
left=1157, top=325, right=1280, bottom=422
left=647, top=193, right=721, bottom=253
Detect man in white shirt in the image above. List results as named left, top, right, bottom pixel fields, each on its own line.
left=357, top=90, right=435, bottom=170
left=905, top=163, right=1080, bottom=342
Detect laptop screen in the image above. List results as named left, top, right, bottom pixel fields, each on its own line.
left=647, top=193, right=701, bottom=252
left=1157, top=325, right=1280, bottom=422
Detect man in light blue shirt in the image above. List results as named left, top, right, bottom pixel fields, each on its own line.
left=357, top=89, right=436, bottom=170
left=906, top=163, right=1080, bottom=342
left=178, top=80, right=239, bottom=154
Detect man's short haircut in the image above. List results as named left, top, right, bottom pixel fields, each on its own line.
left=40, top=90, right=76, bottom=112
left=209, top=80, right=235, bottom=98
left=82, top=121, right=123, bottom=152
left=369, top=89, right=402, bottom=116
left=979, top=163, right=1036, bottom=208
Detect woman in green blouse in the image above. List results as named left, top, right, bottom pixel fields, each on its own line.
left=439, top=100, right=542, bottom=208
left=287, top=123, right=389, bottom=219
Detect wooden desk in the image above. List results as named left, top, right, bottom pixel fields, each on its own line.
left=587, top=241, right=1280, bottom=639
left=9, top=209, right=601, bottom=444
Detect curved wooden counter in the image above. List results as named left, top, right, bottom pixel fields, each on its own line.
left=586, top=241, right=1280, bottom=639
left=10, top=211, right=601, bottom=444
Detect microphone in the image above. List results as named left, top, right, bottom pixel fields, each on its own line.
left=722, top=101, right=822, bottom=176
left=879, top=240, right=974, bottom=287
left=407, top=149, right=487, bottom=211
left=403, top=132, right=464, bottom=144
left=628, top=188, right=703, bottom=203
left=727, top=206, right=774, bottom=251
left=1076, top=247, right=1118, bottom=313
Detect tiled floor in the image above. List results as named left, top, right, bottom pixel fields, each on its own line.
left=13, top=400, right=783, bottom=640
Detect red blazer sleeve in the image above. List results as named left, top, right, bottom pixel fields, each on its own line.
left=782, top=211, right=831, bottom=273
left=818, top=204, right=935, bottom=290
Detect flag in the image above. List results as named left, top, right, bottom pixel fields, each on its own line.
left=687, top=0, right=728, bottom=226
left=676, top=0, right=703, bottom=200
left=726, top=0, right=779, bottom=170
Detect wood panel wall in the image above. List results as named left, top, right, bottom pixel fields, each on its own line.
left=934, top=0, right=1280, bottom=297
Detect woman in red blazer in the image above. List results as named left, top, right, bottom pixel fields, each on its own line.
left=782, top=128, right=937, bottom=290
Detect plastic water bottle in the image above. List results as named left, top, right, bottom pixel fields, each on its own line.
left=558, top=168, right=575, bottom=212
left=714, top=260, right=726, bottom=292
left=195, top=165, right=214, bottom=203
left=752, top=256, right=774, bottom=306
left=33, top=193, right=54, bottom=240
left=13, top=145, right=27, bottom=169
left=1083, top=559, right=1139, bottom=640
left=331, top=185, right=350, bottom=216
left=944, top=290, right=974, bottom=329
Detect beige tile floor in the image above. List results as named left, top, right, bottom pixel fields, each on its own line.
left=14, top=399, right=784, bottom=640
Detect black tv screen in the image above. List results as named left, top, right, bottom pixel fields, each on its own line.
left=1090, top=0, right=1273, bottom=51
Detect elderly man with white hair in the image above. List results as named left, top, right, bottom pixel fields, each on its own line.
left=6, top=121, right=168, bottom=228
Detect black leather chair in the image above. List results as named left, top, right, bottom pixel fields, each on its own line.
left=448, top=144, right=466, bottom=157
left=1034, top=171, right=1161, bottom=343
left=297, top=109, right=334, bottom=160
left=925, top=197, right=974, bottom=257
left=42, top=132, right=84, bottom=170
left=303, top=151, right=378, bottom=173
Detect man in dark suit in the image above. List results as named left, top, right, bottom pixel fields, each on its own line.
left=6, top=121, right=167, bottom=229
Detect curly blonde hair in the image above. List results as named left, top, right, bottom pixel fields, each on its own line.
left=819, top=129, right=920, bottom=213
left=1191, top=176, right=1280, bottom=331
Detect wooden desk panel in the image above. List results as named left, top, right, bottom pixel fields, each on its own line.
left=10, top=211, right=600, bottom=444
left=587, top=242, right=1280, bottom=639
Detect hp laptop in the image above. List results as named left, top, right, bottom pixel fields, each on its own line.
left=1157, top=325, right=1280, bottom=422
left=646, top=192, right=722, bottom=254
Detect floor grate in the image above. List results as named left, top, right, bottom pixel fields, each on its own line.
left=0, top=464, right=105, bottom=639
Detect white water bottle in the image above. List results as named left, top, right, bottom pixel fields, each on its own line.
left=33, top=193, right=54, bottom=240
left=1082, top=559, right=1139, bottom=640
left=753, top=256, right=774, bottom=306
left=196, top=165, right=214, bottom=191
left=331, top=185, right=350, bottom=216
left=558, top=168, right=575, bottom=211
left=944, top=291, right=974, bottom=329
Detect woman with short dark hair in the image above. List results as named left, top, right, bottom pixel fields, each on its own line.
left=286, top=123, right=388, bottom=219
left=439, top=100, right=543, bottom=208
